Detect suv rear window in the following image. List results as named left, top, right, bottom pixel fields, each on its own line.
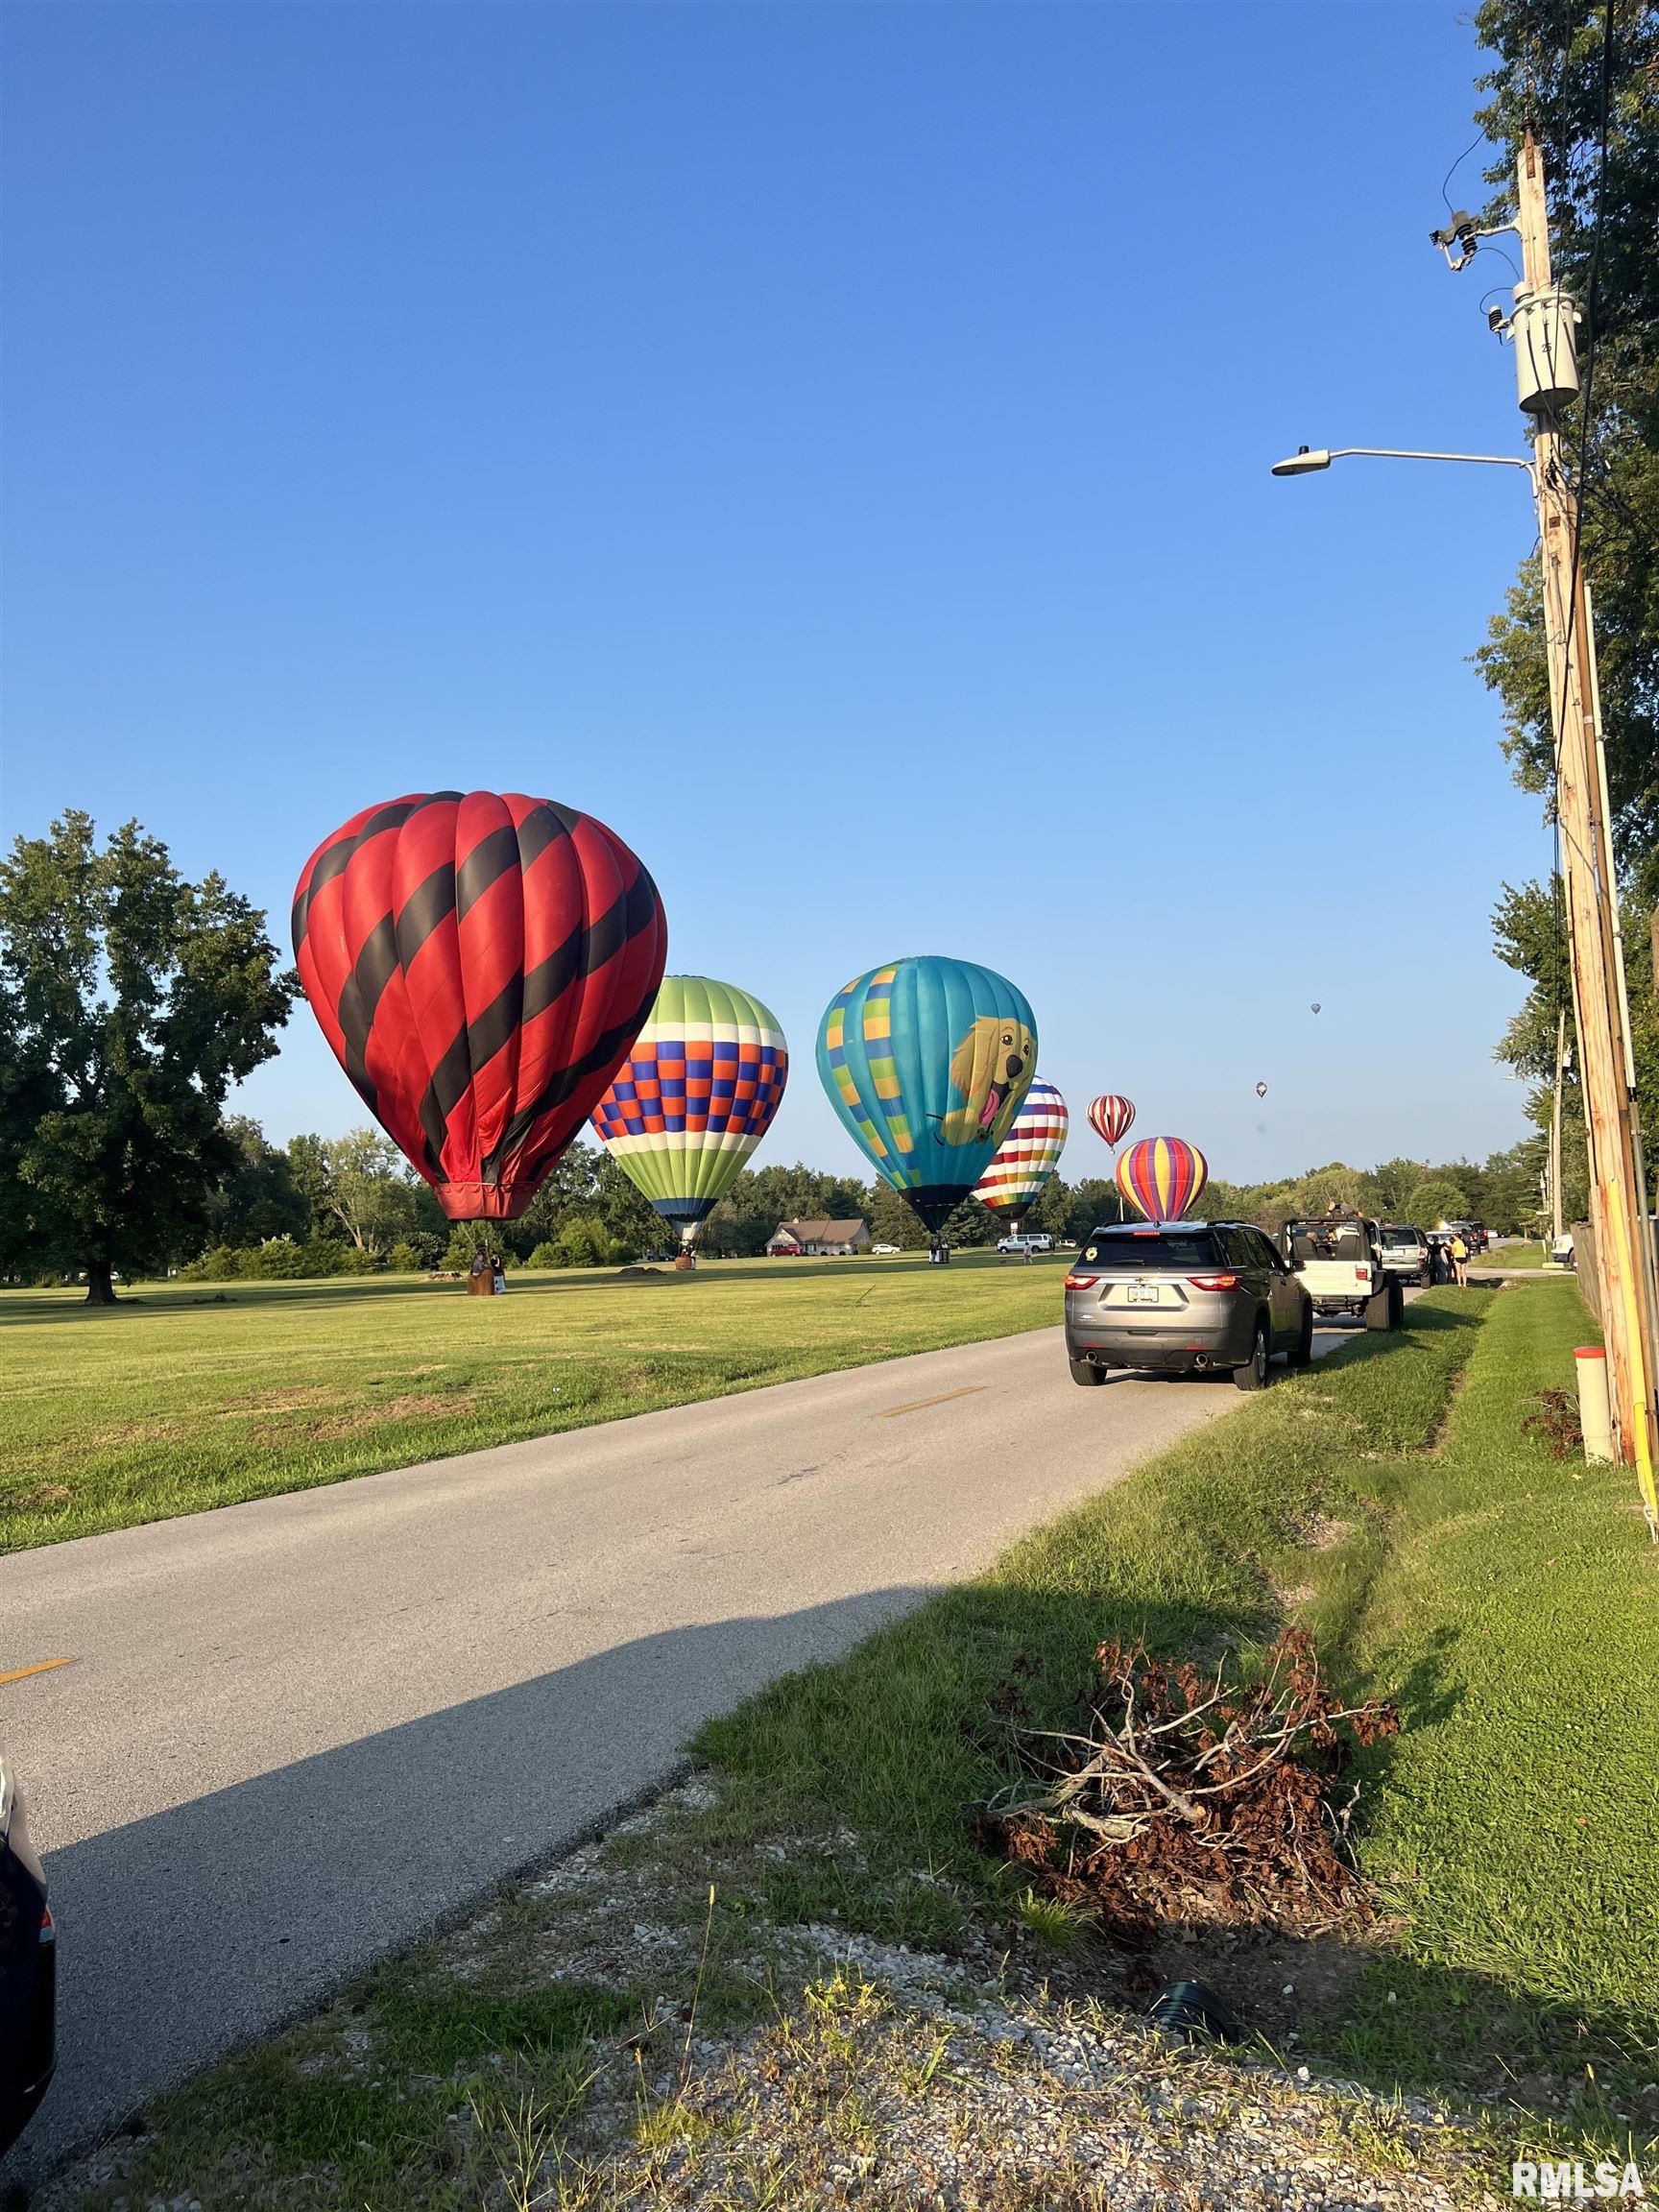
left=1287, top=1221, right=1368, bottom=1262
left=1380, top=1224, right=1422, bottom=1243
left=1079, top=1229, right=1220, bottom=1270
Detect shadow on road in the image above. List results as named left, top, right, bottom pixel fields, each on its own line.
left=9, top=1586, right=936, bottom=2185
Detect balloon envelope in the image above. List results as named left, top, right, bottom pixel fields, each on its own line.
left=1255, top=1081, right=1268, bottom=1098
left=973, top=1080, right=1068, bottom=1225
left=590, top=975, right=787, bottom=1242
left=293, top=790, right=666, bottom=1220
left=1116, top=1136, right=1209, bottom=1222
left=1088, top=1094, right=1136, bottom=1148
left=817, top=956, right=1038, bottom=1233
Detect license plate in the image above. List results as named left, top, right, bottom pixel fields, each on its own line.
left=1127, top=1283, right=1159, bottom=1305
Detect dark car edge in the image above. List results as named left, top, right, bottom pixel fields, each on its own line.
left=1, top=1752, right=56, bottom=2159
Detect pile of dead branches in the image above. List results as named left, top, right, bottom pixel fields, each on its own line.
left=976, top=1629, right=1399, bottom=1937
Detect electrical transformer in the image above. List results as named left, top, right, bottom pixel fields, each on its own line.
left=1509, top=283, right=1581, bottom=417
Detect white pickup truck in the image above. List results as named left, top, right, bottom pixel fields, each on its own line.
left=1279, top=1214, right=1403, bottom=1331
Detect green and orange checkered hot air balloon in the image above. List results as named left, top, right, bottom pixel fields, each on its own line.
left=589, top=974, right=788, bottom=1248
left=1115, top=1136, right=1209, bottom=1223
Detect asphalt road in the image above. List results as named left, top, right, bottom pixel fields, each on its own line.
left=1, top=1318, right=1352, bottom=2181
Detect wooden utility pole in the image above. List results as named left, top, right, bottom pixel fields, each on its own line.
left=1550, top=1004, right=1566, bottom=1243
left=1518, top=128, right=1659, bottom=1509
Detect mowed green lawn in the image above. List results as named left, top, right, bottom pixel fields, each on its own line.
left=1482, top=1238, right=1561, bottom=1269
left=0, top=1252, right=1062, bottom=1553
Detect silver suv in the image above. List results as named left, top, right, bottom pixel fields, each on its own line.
left=1378, top=1222, right=1430, bottom=1286
left=1064, top=1220, right=1312, bottom=1391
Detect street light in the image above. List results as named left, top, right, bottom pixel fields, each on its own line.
left=1270, top=443, right=1534, bottom=480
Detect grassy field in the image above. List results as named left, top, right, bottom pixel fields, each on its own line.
left=697, top=1286, right=1493, bottom=1916
left=47, top=1294, right=1528, bottom=2212
left=0, top=1251, right=1062, bottom=1552
left=45, top=1282, right=1648, bottom=2208
left=1482, top=1238, right=1559, bottom=1270
left=1323, top=1277, right=1659, bottom=2143
left=694, top=1274, right=1659, bottom=2149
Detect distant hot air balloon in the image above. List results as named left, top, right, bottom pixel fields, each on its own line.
left=973, top=1080, right=1068, bottom=1232
left=1255, top=1081, right=1268, bottom=1099
left=817, top=956, right=1037, bottom=1240
left=1116, top=1136, right=1209, bottom=1222
left=1310, top=1002, right=1322, bottom=1015
left=293, top=790, right=666, bottom=1220
left=1088, top=1094, right=1136, bottom=1149
left=590, top=975, right=787, bottom=1248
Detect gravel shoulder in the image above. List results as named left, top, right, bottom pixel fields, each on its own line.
left=37, top=1773, right=1509, bottom=2212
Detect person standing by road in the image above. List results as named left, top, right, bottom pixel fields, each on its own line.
left=1450, top=1229, right=1470, bottom=1288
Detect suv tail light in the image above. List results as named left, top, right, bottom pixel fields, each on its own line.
left=1063, top=1273, right=1098, bottom=1290
left=1188, top=1272, right=1240, bottom=1291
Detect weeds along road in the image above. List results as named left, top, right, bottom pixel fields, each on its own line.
left=1, top=1318, right=1355, bottom=2182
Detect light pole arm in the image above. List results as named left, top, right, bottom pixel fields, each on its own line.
left=1271, top=444, right=1536, bottom=485
left=1329, top=446, right=1533, bottom=471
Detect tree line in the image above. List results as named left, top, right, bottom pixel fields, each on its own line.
left=1, top=810, right=1551, bottom=1300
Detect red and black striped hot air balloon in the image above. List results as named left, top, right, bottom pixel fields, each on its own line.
left=293, top=790, right=667, bottom=1222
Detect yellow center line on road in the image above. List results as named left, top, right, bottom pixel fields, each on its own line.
left=0, top=1657, right=77, bottom=1689
left=880, top=1386, right=986, bottom=1420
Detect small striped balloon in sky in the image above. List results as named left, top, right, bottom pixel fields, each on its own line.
left=973, top=1081, right=1068, bottom=1229
left=1087, top=1094, right=1135, bottom=1149
left=1115, top=1136, right=1209, bottom=1222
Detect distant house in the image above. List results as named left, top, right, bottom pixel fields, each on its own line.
left=766, top=1217, right=871, bottom=1258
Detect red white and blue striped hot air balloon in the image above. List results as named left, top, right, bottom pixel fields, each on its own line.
left=293, top=790, right=667, bottom=1221
left=1115, top=1136, right=1209, bottom=1223
left=1088, top=1094, right=1136, bottom=1150
left=973, top=1080, right=1068, bottom=1232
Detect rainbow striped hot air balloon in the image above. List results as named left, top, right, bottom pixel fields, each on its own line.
left=973, top=1081, right=1068, bottom=1231
left=1088, top=1094, right=1136, bottom=1150
left=1116, top=1136, right=1208, bottom=1222
left=817, top=956, right=1037, bottom=1239
left=590, top=975, right=787, bottom=1246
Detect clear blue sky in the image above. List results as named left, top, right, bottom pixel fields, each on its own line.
left=2, top=1, right=1553, bottom=1191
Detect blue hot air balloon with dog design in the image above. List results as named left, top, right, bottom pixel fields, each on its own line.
left=817, top=956, right=1038, bottom=1238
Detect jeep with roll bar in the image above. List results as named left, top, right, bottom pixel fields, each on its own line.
left=1277, top=1211, right=1405, bottom=1331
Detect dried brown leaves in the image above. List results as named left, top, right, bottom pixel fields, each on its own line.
left=977, top=1630, right=1399, bottom=1939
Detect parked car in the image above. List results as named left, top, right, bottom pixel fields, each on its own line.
left=1378, top=1222, right=1431, bottom=1286
left=0, top=1752, right=55, bottom=2157
left=1550, top=1231, right=1576, bottom=1269
left=997, top=1233, right=1053, bottom=1255
left=871, top=1242, right=902, bottom=1256
left=1064, top=1220, right=1312, bottom=1391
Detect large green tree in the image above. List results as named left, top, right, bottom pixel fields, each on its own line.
left=1473, top=0, right=1659, bottom=893
left=204, top=1117, right=311, bottom=1249
left=0, top=813, right=296, bottom=1301
left=1471, top=2, right=1659, bottom=1187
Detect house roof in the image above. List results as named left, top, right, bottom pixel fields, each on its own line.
left=771, top=1218, right=869, bottom=1242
